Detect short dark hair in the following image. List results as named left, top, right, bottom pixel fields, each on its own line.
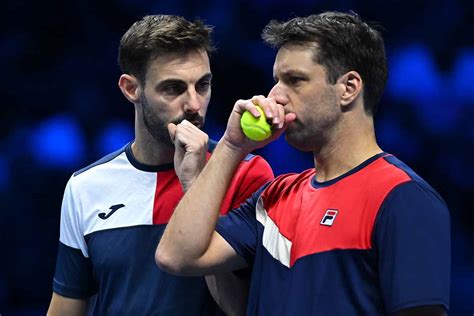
left=118, top=15, right=215, bottom=84
left=262, top=12, right=387, bottom=115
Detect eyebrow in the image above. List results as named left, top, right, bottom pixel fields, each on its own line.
left=198, top=73, right=213, bottom=82
left=156, top=72, right=213, bottom=89
left=273, top=69, right=308, bottom=81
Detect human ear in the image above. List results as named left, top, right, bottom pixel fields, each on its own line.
left=337, top=71, right=363, bottom=107
left=118, top=74, right=140, bottom=103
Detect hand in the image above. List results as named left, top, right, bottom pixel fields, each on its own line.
left=222, top=95, right=296, bottom=154
left=168, top=120, right=209, bottom=192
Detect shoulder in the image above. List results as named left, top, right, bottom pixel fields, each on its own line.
left=377, top=154, right=446, bottom=205
left=262, top=169, right=314, bottom=199
left=66, top=142, right=131, bottom=195
left=342, top=153, right=445, bottom=209
left=373, top=155, right=449, bottom=231
left=358, top=154, right=412, bottom=193
left=73, top=143, right=130, bottom=178
left=381, top=181, right=449, bottom=219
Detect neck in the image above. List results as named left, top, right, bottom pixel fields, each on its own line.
left=132, top=129, right=175, bottom=167
left=313, top=114, right=382, bottom=182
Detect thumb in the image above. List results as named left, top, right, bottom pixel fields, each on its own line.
left=168, top=123, right=177, bottom=143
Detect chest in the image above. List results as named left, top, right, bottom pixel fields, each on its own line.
left=259, top=184, right=384, bottom=267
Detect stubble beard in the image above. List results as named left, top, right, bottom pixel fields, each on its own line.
left=139, top=94, right=206, bottom=147
left=286, top=89, right=339, bottom=152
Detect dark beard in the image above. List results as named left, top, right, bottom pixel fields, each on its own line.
left=140, top=94, right=205, bottom=147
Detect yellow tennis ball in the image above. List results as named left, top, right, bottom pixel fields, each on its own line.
left=240, top=106, right=272, bottom=141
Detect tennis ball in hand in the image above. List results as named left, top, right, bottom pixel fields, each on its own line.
left=240, top=106, right=272, bottom=141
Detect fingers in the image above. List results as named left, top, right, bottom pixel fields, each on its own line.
left=233, top=95, right=294, bottom=139
left=172, top=120, right=209, bottom=150
left=251, top=95, right=276, bottom=121
left=172, top=120, right=209, bottom=191
left=250, top=95, right=285, bottom=129
left=168, top=123, right=177, bottom=142
left=276, top=102, right=285, bottom=129
left=224, top=95, right=296, bottom=152
left=234, top=99, right=261, bottom=117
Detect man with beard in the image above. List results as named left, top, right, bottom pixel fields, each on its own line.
left=157, top=12, right=450, bottom=315
left=47, top=15, right=273, bottom=316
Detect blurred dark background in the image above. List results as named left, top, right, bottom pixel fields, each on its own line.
left=0, top=0, right=472, bottom=315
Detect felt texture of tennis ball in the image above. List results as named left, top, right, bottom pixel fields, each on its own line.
left=240, top=106, right=272, bottom=141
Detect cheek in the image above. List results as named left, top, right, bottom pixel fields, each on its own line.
left=292, top=99, right=312, bottom=120
left=200, top=95, right=211, bottom=113
left=144, top=87, right=175, bottom=107
left=151, top=95, right=180, bottom=114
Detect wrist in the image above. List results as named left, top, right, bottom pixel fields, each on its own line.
left=218, top=138, right=249, bottom=161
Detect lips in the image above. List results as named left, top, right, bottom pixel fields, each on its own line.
left=171, top=115, right=204, bottom=128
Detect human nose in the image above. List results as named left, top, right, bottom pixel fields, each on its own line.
left=268, top=83, right=289, bottom=106
left=183, top=88, right=202, bottom=113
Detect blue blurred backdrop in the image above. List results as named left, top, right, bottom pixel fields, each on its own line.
left=1, top=0, right=473, bottom=315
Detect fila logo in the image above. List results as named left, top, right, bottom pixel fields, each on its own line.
left=320, top=209, right=338, bottom=226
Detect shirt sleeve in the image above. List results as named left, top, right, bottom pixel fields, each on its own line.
left=52, top=176, right=97, bottom=298
left=373, top=181, right=450, bottom=313
left=216, top=185, right=268, bottom=265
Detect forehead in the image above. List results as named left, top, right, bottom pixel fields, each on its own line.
left=146, top=50, right=211, bottom=82
left=273, top=44, right=325, bottom=77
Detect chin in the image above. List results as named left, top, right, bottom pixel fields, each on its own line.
left=285, top=132, right=315, bottom=152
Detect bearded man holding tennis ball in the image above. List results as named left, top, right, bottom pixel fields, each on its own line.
left=158, top=12, right=450, bottom=316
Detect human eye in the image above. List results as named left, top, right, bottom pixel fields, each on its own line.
left=196, top=79, right=211, bottom=94
left=288, top=76, right=304, bottom=86
left=162, top=83, right=186, bottom=95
